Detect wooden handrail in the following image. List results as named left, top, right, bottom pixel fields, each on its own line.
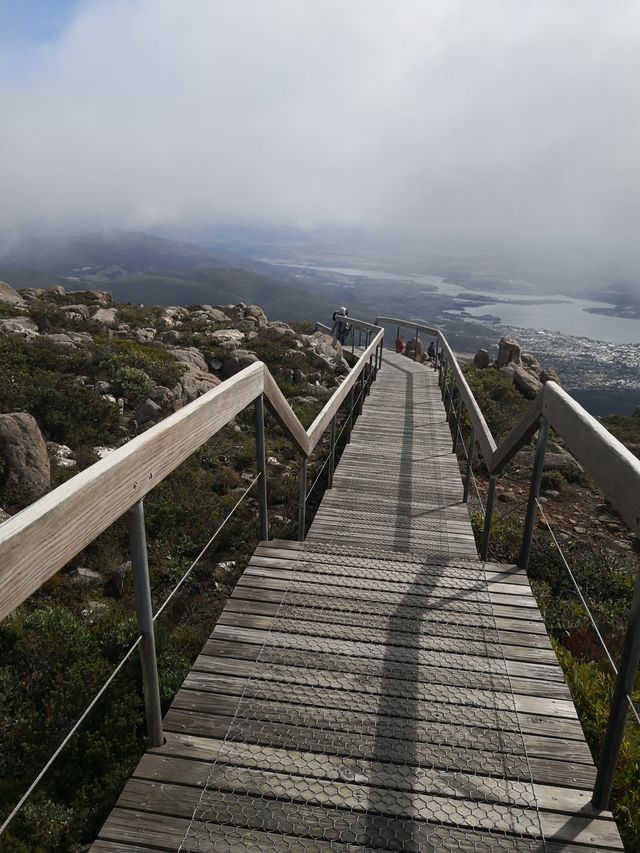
left=0, top=327, right=383, bottom=623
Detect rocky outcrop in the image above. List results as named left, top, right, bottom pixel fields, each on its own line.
left=496, top=336, right=522, bottom=368
left=91, top=307, right=118, bottom=325
left=0, top=413, right=51, bottom=504
left=222, top=350, right=260, bottom=379
left=133, top=398, right=162, bottom=424
left=473, top=349, right=491, bottom=368
left=472, top=335, right=561, bottom=400
left=173, top=368, right=221, bottom=404
left=0, top=316, right=39, bottom=341
left=0, top=281, right=25, bottom=305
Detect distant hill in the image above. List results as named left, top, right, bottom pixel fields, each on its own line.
left=0, top=228, right=376, bottom=323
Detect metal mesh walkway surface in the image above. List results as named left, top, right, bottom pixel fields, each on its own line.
left=92, top=351, right=624, bottom=852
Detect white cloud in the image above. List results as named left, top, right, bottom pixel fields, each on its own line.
left=1, top=0, right=639, bottom=268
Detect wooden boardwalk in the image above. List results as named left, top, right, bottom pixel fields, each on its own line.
left=92, top=351, right=624, bottom=851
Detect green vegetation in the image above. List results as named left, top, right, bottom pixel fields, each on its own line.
left=462, top=365, right=529, bottom=441
left=472, top=507, right=640, bottom=849
left=601, top=408, right=640, bottom=456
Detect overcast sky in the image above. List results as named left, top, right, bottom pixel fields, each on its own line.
left=1, top=0, right=639, bottom=267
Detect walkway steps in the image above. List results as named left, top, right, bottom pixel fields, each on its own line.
left=92, top=351, right=624, bottom=851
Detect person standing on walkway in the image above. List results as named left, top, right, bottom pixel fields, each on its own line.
left=332, top=307, right=351, bottom=346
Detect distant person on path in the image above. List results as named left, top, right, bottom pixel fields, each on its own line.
left=332, top=307, right=351, bottom=345
left=428, top=341, right=436, bottom=362
left=396, top=335, right=405, bottom=354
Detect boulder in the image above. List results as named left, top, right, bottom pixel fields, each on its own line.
left=42, top=333, right=78, bottom=350
left=106, top=560, right=132, bottom=598
left=94, top=446, right=116, bottom=459
left=309, top=340, right=349, bottom=373
left=134, top=327, right=156, bottom=342
left=521, top=352, right=541, bottom=373
left=48, top=286, right=66, bottom=297
left=18, top=287, right=45, bottom=301
left=0, top=316, right=40, bottom=341
left=541, top=367, right=562, bottom=386
left=512, top=366, right=543, bottom=399
left=246, top=305, right=268, bottom=326
left=514, top=449, right=583, bottom=479
left=0, top=413, right=51, bottom=504
left=496, top=336, right=522, bottom=368
left=209, top=329, right=245, bottom=348
left=157, top=329, right=180, bottom=345
left=133, top=398, right=162, bottom=424
left=63, top=304, right=90, bottom=320
left=235, top=318, right=258, bottom=333
left=171, top=347, right=209, bottom=372
left=222, top=350, right=260, bottom=379
left=47, top=442, right=77, bottom=469
left=0, top=281, right=25, bottom=305
left=499, top=364, right=517, bottom=382
left=173, top=368, right=221, bottom=404
left=91, top=307, right=118, bottom=325
left=473, top=349, right=491, bottom=368
left=147, top=385, right=175, bottom=411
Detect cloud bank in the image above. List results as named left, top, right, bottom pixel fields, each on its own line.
left=1, top=0, right=639, bottom=267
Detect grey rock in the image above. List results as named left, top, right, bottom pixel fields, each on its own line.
left=496, top=336, right=522, bottom=368
left=69, top=566, right=102, bottom=585
left=0, top=507, right=10, bottom=524
left=134, top=398, right=162, bottom=424
left=134, top=327, right=156, bottom=342
left=209, top=329, right=245, bottom=348
left=94, top=380, right=112, bottom=394
left=63, top=304, right=90, bottom=319
left=540, top=367, right=562, bottom=385
left=521, top=352, right=541, bottom=372
left=222, top=350, right=259, bottom=379
left=0, top=281, right=25, bottom=305
left=42, top=333, right=78, bottom=349
left=158, top=329, right=180, bottom=344
left=173, top=368, right=221, bottom=404
left=293, top=369, right=307, bottom=383
left=18, top=287, right=45, bottom=301
left=207, top=356, right=223, bottom=372
left=305, top=383, right=332, bottom=400
left=512, top=365, right=543, bottom=399
left=473, top=349, right=491, bottom=368
left=0, top=413, right=50, bottom=503
left=171, top=347, right=209, bottom=372
left=0, top=316, right=40, bottom=341
left=147, top=385, right=174, bottom=410
left=47, top=442, right=77, bottom=469
left=514, top=449, right=583, bottom=478
left=91, top=307, right=118, bottom=325
left=106, top=560, right=132, bottom=597
left=235, top=318, right=258, bottom=332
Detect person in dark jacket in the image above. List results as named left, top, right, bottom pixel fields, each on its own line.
left=332, top=307, right=351, bottom=345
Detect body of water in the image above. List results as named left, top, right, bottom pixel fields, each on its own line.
left=285, top=263, right=640, bottom=345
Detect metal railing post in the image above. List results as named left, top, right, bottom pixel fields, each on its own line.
left=358, top=330, right=362, bottom=347
left=413, top=329, right=419, bottom=362
left=434, top=339, right=439, bottom=371
left=367, top=356, right=373, bottom=395
left=463, top=426, right=476, bottom=502
left=439, top=354, right=445, bottom=388
left=445, top=376, right=455, bottom=421
left=254, top=394, right=269, bottom=541
left=480, top=475, right=497, bottom=562
left=297, top=456, right=307, bottom=541
left=519, top=418, right=549, bottom=572
left=378, top=338, right=384, bottom=369
left=452, top=397, right=463, bottom=452
left=592, top=574, right=640, bottom=809
left=351, top=327, right=355, bottom=356
left=347, top=385, right=355, bottom=442
left=327, top=415, right=337, bottom=489
left=440, top=359, right=447, bottom=399
left=128, top=500, right=163, bottom=748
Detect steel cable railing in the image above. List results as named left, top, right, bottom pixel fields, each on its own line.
left=0, top=475, right=260, bottom=838
left=535, top=497, right=640, bottom=728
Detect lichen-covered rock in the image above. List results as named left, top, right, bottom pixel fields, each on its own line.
left=473, top=349, right=491, bottom=368
left=521, top=352, right=541, bottom=373
left=47, top=442, right=77, bottom=469
left=0, top=413, right=51, bottom=504
left=496, top=336, right=522, bottom=368
left=209, top=329, right=245, bottom=348
left=147, top=385, right=175, bottom=411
